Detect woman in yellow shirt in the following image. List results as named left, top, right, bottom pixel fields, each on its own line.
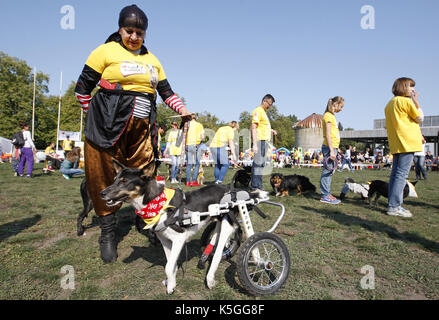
left=209, top=121, right=239, bottom=184
left=319, top=96, right=344, bottom=204
left=74, top=5, right=191, bottom=263
left=385, top=77, right=423, bottom=218
left=164, top=121, right=182, bottom=183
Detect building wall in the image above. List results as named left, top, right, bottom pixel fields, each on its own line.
left=294, top=127, right=323, bottom=152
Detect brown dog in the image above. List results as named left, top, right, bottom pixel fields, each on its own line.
left=270, top=173, right=316, bottom=197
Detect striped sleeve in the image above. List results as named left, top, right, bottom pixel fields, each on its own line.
left=165, top=94, right=185, bottom=113
left=75, top=93, right=92, bottom=111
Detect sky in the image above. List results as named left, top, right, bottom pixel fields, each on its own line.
left=1, top=0, right=438, bottom=130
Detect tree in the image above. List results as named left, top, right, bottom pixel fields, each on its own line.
left=0, top=52, right=48, bottom=139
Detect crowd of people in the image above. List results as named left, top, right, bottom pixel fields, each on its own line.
left=1, top=5, right=435, bottom=262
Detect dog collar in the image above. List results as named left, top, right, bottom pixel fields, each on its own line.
left=135, top=187, right=175, bottom=228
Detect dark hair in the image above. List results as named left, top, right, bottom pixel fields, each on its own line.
left=119, top=5, right=148, bottom=31
left=262, top=94, right=275, bottom=103
left=20, top=122, right=29, bottom=129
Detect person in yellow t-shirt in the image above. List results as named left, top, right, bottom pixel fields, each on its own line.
left=73, top=5, right=191, bottom=264
left=185, top=115, right=205, bottom=187
left=164, top=121, right=182, bottom=183
left=62, top=136, right=73, bottom=158
left=385, top=77, right=424, bottom=218
left=319, top=96, right=344, bottom=204
left=250, top=94, right=277, bottom=192
left=44, top=142, right=61, bottom=171
left=209, top=121, right=239, bottom=184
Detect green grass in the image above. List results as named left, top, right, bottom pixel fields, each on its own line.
left=0, top=161, right=438, bottom=300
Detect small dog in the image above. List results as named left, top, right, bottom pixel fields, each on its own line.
left=368, top=179, right=418, bottom=208
left=197, top=166, right=205, bottom=185
left=270, top=173, right=316, bottom=197
left=100, top=159, right=267, bottom=294
left=231, top=166, right=252, bottom=188
left=339, top=177, right=370, bottom=201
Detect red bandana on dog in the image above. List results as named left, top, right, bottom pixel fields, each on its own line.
left=135, top=188, right=175, bottom=228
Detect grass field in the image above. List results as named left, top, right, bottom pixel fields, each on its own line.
left=0, top=161, right=438, bottom=300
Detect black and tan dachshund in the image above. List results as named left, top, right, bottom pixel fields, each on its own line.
left=270, top=173, right=316, bottom=197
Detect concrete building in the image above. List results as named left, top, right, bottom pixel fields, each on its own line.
left=340, top=115, right=439, bottom=156
left=294, top=113, right=323, bottom=152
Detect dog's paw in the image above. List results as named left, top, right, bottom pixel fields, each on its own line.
left=206, top=277, right=217, bottom=289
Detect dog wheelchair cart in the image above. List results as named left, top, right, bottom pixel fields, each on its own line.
left=181, top=191, right=291, bottom=296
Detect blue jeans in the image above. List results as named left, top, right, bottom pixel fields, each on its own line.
left=60, top=168, right=84, bottom=177
left=251, top=140, right=267, bottom=190
left=413, top=155, right=427, bottom=179
left=211, top=146, right=229, bottom=182
left=388, top=153, right=414, bottom=209
left=341, top=157, right=353, bottom=171
left=320, top=144, right=337, bottom=197
left=170, top=155, right=180, bottom=179
left=186, top=144, right=202, bottom=182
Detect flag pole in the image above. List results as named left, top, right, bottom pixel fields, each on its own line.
left=56, top=71, right=63, bottom=154
left=32, top=67, right=36, bottom=140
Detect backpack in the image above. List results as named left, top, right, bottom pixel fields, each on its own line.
left=12, top=131, right=25, bottom=148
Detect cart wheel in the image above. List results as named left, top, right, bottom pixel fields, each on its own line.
left=200, top=222, right=242, bottom=262
left=237, top=232, right=290, bottom=296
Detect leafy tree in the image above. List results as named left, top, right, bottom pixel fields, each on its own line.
left=0, top=51, right=50, bottom=145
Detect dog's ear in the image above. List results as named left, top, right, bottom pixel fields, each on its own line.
left=139, top=161, right=156, bottom=178
left=112, top=159, right=126, bottom=174
left=411, top=180, right=418, bottom=186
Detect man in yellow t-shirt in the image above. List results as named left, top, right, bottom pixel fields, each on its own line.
left=185, top=115, right=205, bottom=186
left=164, top=122, right=182, bottom=183
left=250, top=94, right=277, bottom=192
left=62, top=136, right=74, bottom=158
left=209, top=121, right=239, bottom=184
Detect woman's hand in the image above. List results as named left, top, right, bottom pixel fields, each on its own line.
left=330, top=149, right=336, bottom=161
left=179, top=106, right=191, bottom=117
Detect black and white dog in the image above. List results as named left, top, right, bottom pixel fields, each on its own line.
left=99, top=159, right=267, bottom=294
left=367, top=179, right=418, bottom=208
left=339, top=178, right=418, bottom=207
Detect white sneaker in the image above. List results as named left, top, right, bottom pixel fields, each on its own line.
left=387, top=207, right=412, bottom=218
left=171, top=179, right=177, bottom=183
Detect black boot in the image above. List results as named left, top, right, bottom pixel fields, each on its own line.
left=98, top=213, right=118, bottom=263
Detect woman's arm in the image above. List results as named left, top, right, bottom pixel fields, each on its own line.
left=74, top=65, right=102, bottom=112
left=326, top=122, right=336, bottom=160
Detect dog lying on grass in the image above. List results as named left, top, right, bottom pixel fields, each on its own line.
left=99, top=159, right=267, bottom=294
left=270, top=173, right=316, bottom=197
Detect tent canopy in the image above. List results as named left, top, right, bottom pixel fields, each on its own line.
left=276, top=147, right=291, bottom=154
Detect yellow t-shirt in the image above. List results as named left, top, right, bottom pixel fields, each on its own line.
left=186, top=120, right=204, bottom=146
left=85, top=42, right=167, bottom=93
left=252, top=106, right=271, bottom=141
left=210, top=126, right=234, bottom=148
left=322, top=112, right=340, bottom=148
left=385, top=96, right=422, bottom=154
left=62, top=140, right=73, bottom=151
left=45, top=146, right=55, bottom=155
left=167, top=129, right=182, bottom=156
